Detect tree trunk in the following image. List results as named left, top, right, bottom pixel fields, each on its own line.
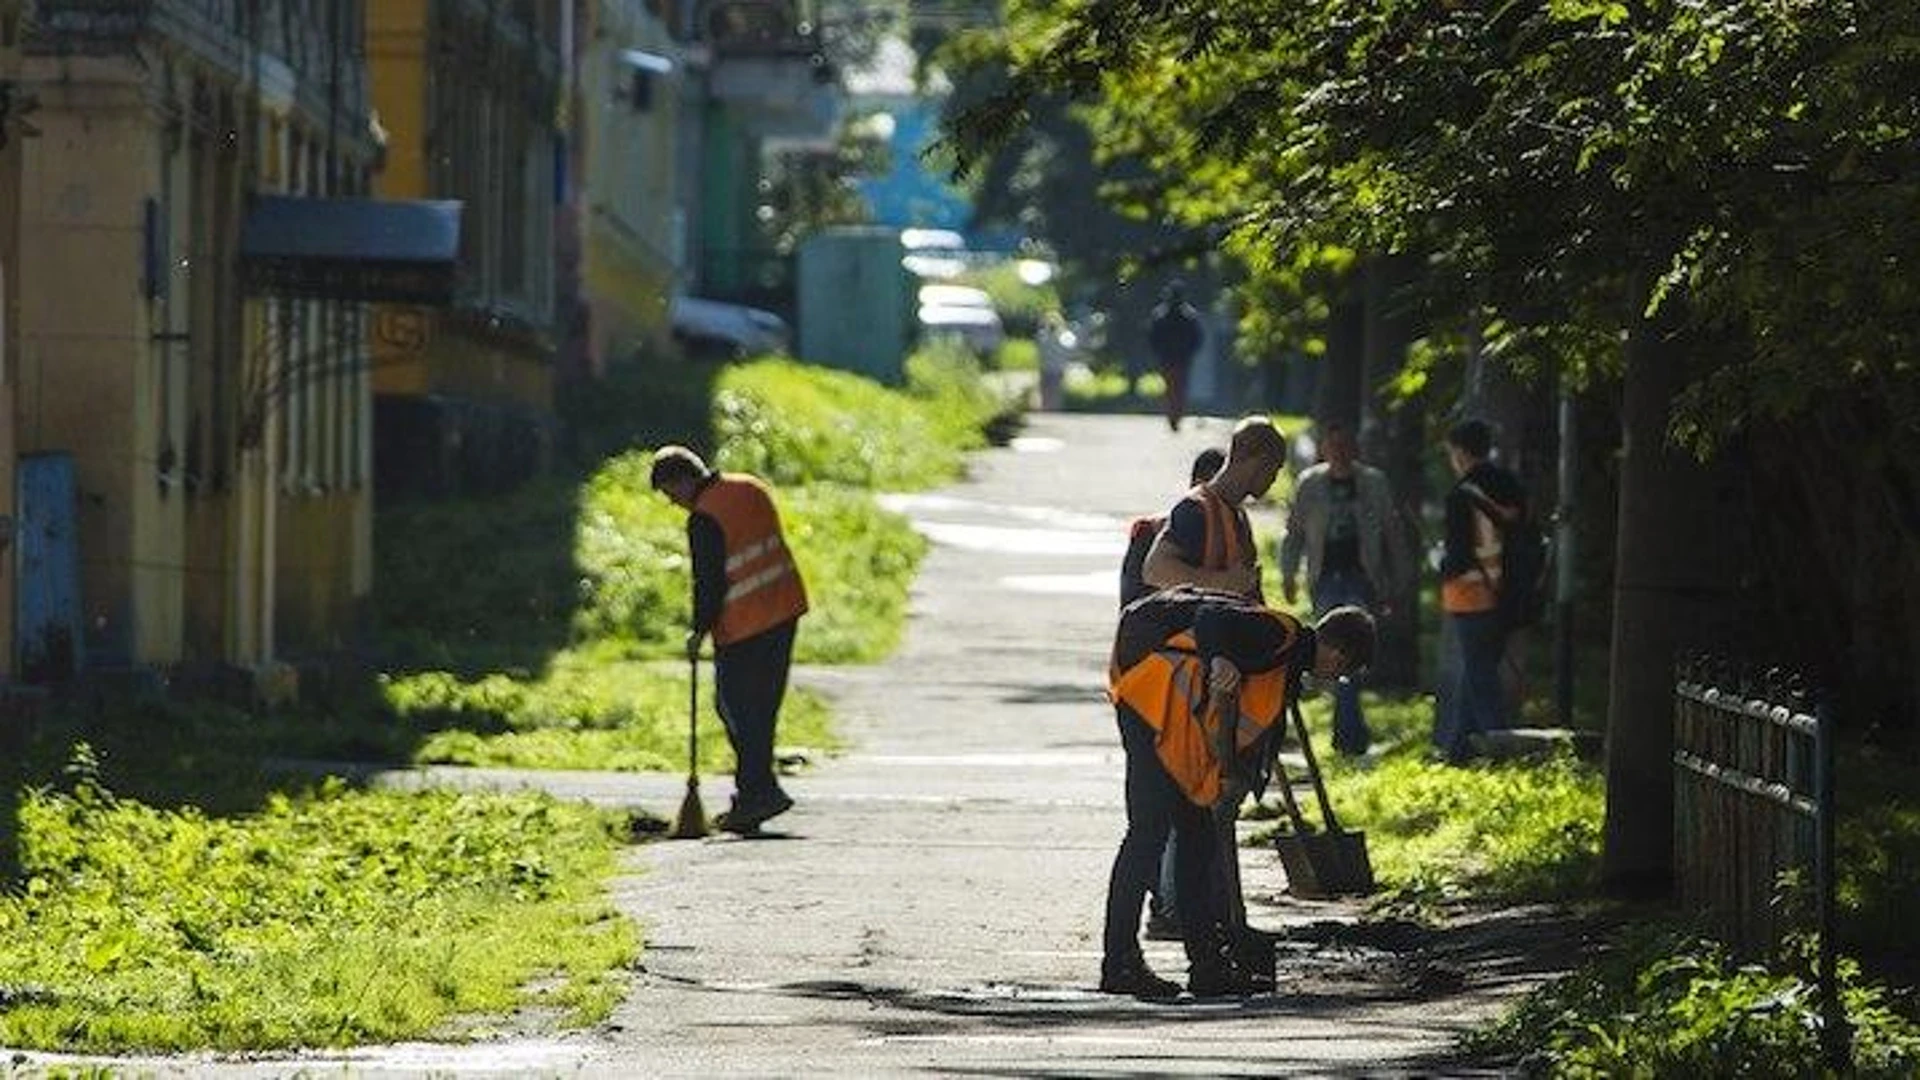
left=1360, top=260, right=1424, bottom=691
left=1600, top=317, right=1739, bottom=893
left=1315, top=281, right=1365, bottom=431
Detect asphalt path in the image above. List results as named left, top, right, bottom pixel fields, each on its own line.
left=579, top=412, right=1518, bottom=1078
left=9, top=412, right=1547, bottom=1078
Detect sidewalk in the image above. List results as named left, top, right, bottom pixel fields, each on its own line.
left=580, top=414, right=1540, bottom=1077
left=7, top=414, right=1564, bottom=1078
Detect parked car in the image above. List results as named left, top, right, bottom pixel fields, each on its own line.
left=670, top=295, right=791, bottom=358
left=917, top=305, right=1005, bottom=355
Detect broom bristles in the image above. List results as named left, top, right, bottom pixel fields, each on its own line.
left=668, top=777, right=707, bottom=839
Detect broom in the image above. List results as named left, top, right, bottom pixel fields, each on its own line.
left=669, top=648, right=709, bottom=839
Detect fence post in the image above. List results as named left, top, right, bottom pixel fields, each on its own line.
left=1815, top=699, right=1849, bottom=1069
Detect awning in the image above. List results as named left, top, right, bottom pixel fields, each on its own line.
left=240, top=196, right=463, bottom=305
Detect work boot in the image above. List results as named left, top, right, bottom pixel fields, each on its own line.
left=716, top=789, right=794, bottom=835
left=1187, top=956, right=1266, bottom=999
left=1186, top=929, right=1267, bottom=998
left=1230, top=933, right=1277, bottom=994
left=1144, top=909, right=1183, bottom=942
left=1099, top=956, right=1181, bottom=1001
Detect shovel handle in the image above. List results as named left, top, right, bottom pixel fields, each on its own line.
left=1290, top=699, right=1345, bottom=834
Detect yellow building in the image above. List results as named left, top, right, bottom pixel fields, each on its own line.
left=366, top=0, right=561, bottom=498
left=2, top=2, right=390, bottom=674
left=565, top=0, right=683, bottom=379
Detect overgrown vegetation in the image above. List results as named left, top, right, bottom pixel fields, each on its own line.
left=384, top=650, right=834, bottom=773
left=368, top=351, right=1010, bottom=772
left=0, top=756, right=635, bottom=1052
left=1250, top=693, right=1605, bottom=916
left=1466, top=928, right=1920, bottom=1078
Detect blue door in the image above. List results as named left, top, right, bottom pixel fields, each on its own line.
left=15, top=453, right=82, bottom=682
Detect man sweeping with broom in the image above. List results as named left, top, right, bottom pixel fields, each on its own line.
left=651, top=446, right=809, bottom=836
left=1100, top=585, right=1374, bottom=999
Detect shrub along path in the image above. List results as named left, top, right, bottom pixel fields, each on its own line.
left=13, top=413, right=1591, bottom=1077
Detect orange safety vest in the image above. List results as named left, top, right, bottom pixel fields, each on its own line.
left=1109, top=629, right=1293, bottom=807
left=1440, top=482, right=1503, bottom=614
left=694, top=474, right=810, bottom=645
left=1190, top=484, right=1249, bottom=572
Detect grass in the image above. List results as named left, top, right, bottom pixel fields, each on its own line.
left=383, top=648, right=835, bottom=773
left=0, top=347, right=1015, bottom=1056
left=1247, top=692, right=1605, bottom=917
left=363, top=353, right=1008, bottom=772
left=1465, top=926, right=1920, bottom=1077
left=0, top=762, right=636, bottom=1052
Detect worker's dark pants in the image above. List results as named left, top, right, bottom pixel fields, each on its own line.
left=1103, top=706, right=1226, bottom=977
left=714, top=619, right=797, bottom=805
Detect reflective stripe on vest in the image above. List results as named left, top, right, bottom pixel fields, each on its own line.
left=1108, top=630, right=1289, bottom=807
left=695, top=474, right=809, bottom=645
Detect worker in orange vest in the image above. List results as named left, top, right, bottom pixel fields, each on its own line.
left=652, top=446, right=810, bottom=834
left=1139, top=414, right=1288, bottom=599
left=1100, top=586, right=1375, bottom=999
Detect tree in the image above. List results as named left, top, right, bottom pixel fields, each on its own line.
left=950, top=0, right=1920, bottom=886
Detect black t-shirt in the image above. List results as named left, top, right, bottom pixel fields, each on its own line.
left=1113, top=586, right=1309, bottom=676
left=1165, top=494, right=1257, bottom=573
left=1119, top=516, right=1160, bottom=608
left=1321, top=474, right=1361, bottom=576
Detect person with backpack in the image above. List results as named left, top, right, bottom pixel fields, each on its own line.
left=1100, top=585, right=1377, bottom=999
left=1434, top=419, right=1529, bottom=763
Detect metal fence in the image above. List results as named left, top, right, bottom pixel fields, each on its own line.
left=1672, top=656, right=1845, bottom=1064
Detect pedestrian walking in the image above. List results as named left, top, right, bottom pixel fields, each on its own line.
left=1147, top=282, right=1204, bottom=431
left=1433, top=419, right=1527, bottom=763
left=1278, top=420, right=1410, bottom=756
left=651, top=446, right=808, bottom=833
left=1101, top=585, right=1376, bottom=999
left=1037, top=309, right=1074, bottom=411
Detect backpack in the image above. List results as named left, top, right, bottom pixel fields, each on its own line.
left=1463, top=484, right=1550, bottom=633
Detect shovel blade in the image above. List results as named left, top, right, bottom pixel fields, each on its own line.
left=1273, top=829, right=1375, bottom=898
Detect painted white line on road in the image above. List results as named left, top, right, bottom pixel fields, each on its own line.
left=860, top=752, right=1109, bottom=766
left=877, top=493, right=1122, bottom=532
left=1010, top=435, right=1065, bottom=452
left=905, top=520, right=1125, bottom=556
left=1001, top=570, right=1115, bottom=596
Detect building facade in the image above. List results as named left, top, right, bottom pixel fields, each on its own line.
left=366, top=0, right=560, bottom=499
left=560, top=0, right=683, bottom=382
left=3, top=0, right=381, bottom=673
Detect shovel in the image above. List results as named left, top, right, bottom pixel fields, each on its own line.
left=1270, top=698, right=1374, bottom=898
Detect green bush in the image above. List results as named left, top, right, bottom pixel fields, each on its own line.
left=571, top=452, right=925, bottom=665
left=905, top=339, right=1021, bottom=449
left=1468, top=929, right=1920, bottom=1077
left=995, top=337, right=1040, bottom=372
left=0, top=768, right=636, bottom=1051
left=711, top=358, right=972, bottom=489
